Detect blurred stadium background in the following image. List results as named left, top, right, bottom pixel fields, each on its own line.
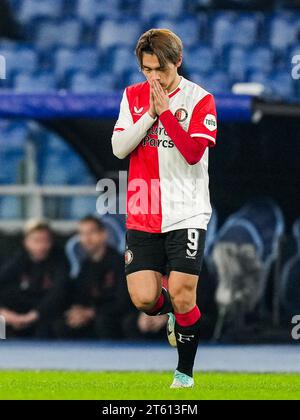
left=0, top=0, right=300, bottom=376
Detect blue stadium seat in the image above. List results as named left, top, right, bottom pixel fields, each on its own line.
left=153, top=16, right=200, bottom=48
left=0, top=45, right=38, bottom=78
left=232, top=15, right=259, bottom=48
left=34, top=19, right=60, bottom=50
left=227, top=47, right=248, bottom=81
left=280, top=254, right=300, bottom=317
left=68, top=197, right=97, bottom=220
left=39, top=145, right=95, bottom=185
left=206, top=71, right=230, bottom=94
left=0, top=152, right=25, bottom=184
left=184, top=45, right=215, bottom=74
left=75, top=0, right=121, bottom=24
left=268, top=70, right=294, bottom=98
left=140, top=0, right=183, bottom=20
left=0, top=197, right=22, bottom=219
left=97, top=19, right=142, bottom=50
left=17, top=0, right=63, bottom=23
left=109, top=47, right=137, bottom=76
left=247, top=46, right=274, bottom=74
left=293, top=218, right=300, bottom=252
left=69, top=72, right=115, bottom=93
left=232, top=198, right=285, bottom=263
left=14, top=72, right=57, bottom=92
left=189, top=72, right=209, bottom=89
left=211, top=12, right=236, bottom=51
left=59, top=18, right=83, bottom=49
left=54, top=48, right=99, bottom=79
left=269, top=14, right=298, bottom=50
left=0, top=121, right=28, bottom=154
left=248, top=71, right=270, bottom=86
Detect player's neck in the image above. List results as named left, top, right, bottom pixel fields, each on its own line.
left=167, top=74, right=182, bottom=94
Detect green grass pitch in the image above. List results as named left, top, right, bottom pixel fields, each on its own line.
left=0, top=371, right=300, bottom=400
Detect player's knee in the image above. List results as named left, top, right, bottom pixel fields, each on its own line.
left=130, top=293, right=158, bottom=312
left=170, top=289, right=196, bottom=313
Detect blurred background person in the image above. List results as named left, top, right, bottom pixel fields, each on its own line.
left=59, top=216, right=128, bottom=339
left=0, top=220, right=69, bottom=338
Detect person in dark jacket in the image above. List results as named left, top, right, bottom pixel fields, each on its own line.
left=0, top=220, right=69, bottom=338
left=61, top=216, right=128, bottom=339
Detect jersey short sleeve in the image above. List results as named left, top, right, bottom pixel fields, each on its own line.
left=188, top=93, right=217, bottom=147
left=113, top=89, right=133, bottom=132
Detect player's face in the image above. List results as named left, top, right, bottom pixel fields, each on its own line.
left=141, top=53, right=181, bottom=92
left=24, top=230, right=53, bottom=261
left=79, top=221, right=107, bottom=255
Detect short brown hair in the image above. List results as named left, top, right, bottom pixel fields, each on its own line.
left=135, top=28, right=183, bottom=69
left=24, top=219, right=53, bottom=238
left=79, top=215, right=106, bottom=232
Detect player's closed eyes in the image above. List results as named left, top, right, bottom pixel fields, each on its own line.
left=142, top=67, right=166, bottom=73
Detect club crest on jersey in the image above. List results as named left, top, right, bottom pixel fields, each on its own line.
left=204, top=114, right=217, bottom=131
left=175, top=108, right=188, bottom=123
left=125, top=249, right=133, bottom=265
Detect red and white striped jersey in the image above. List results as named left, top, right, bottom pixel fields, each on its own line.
left=113, top=76, right=217, bottom=233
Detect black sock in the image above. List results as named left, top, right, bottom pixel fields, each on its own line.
left=175, top=316, right=201, bottom=378
left=145, top=287, right=173, bottom=316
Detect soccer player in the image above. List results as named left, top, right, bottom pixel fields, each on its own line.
left=111, top=29, right=217, bottom=388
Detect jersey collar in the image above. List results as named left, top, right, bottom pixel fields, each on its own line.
left=168, top=76, right=185, bottom=98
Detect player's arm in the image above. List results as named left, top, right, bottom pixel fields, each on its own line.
left=159, top=110, right=210, bottom=165
left=153, top=81, right=217, bottom=165
left=111, top=89, right=157, bottom=159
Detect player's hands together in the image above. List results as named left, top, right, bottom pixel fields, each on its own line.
left=151, top=79, right=169, bottom=116
left=148, top=82, right=156, bottom=119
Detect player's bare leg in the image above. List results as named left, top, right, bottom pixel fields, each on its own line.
left=168, top=271, right=201, bottom=388
left=127, top=270, right=172, bottom=316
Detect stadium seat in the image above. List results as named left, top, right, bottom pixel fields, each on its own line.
left=0, top=121, right=28, bottom=154
left=211, top=12, right=237, bottom=50
left=231, top=198, right=285, bottom=263
left=227, top=47, right=248, bottom=81
left=247, top=46, right=274, bottom=74
left=293, top=218, right=300, bottom=251
left=17, top=0, right=63, bottom=23
left=34, top=19, right=60, bottom=50
left=232, top=15, right=259, bottom=47
left=59, top=18, right=83, bottom=49
left=75, top=0, right=121, bottom=24
left=68, top=196, right=98, bottom=220
left=0, top=45, right=38, bottom=78
left=140, top=0, right=184, bottom=20
left=207, top=71, right=231, bottom=93
left=153, top=16, right=200, bottom=48
left=269, top=70, right=294, bottom=98
left=109, top=47, right=137, bottom=76
left=269, top=13, right=298, bottom=50
left=184, top=45, right=215, bottom=74
left=0, top=152, right=25, bottom=184
left=280, top=254, right=300, bottom=317
left=0, top=197, right=22, bottom=219
left=14, top=72, right=57, bottom=92
left=69, top=72, right=115, bottom=93
left=96, top=19, right=142, bottom=50
left=54, top=48, right=99, bottom=79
